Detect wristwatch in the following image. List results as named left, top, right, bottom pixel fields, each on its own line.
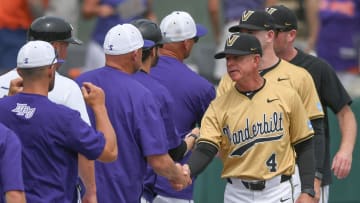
left=302, top=188, right=316, bottom=198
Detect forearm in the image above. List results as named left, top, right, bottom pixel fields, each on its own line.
left=187, top=142, right=218, bottom=178
left=5, top=191, right=26, bottom=203
left=337, top=106, right=357, bottom=154
left=295, top=138, right=315, bottom=191
left=311, top=118, right=325, bottom=177
left=93, top=105, right=117, bottom=162
left=148, top=154, right=182, bottom=181
left=78, top=154, right=96, bottom=194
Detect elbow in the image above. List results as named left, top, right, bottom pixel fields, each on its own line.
left=98, top=145, right=118, bottom=162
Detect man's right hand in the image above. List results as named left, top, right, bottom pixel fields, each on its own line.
left=8, top=77, right=23, bottom=96
left=81, top=82, right=105, bottom=108
left=170, top=163, right=192, bottom=191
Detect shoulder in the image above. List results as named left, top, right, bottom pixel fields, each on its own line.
left=54, top=73, right=81, bottom=90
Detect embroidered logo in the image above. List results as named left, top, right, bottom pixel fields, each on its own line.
left=265, top=7, right=277, bottom=15
left=227, top=35, right=239, bottom=46
left=11, top=103, right=36, bottom=119
left=242, top=11, right=254, bottom=22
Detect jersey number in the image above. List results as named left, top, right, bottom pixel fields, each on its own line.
left=266, top=153, right=277, bottom=172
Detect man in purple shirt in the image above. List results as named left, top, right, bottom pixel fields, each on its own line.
left=0, top=123, right=26, bottom=203
left=131, top=19, right=200, bottom=203
left=0, top=40, right=118, bottom=203
left=76, top=23, right=192, bottom=203
left=150, top=11, right=216, bottom=203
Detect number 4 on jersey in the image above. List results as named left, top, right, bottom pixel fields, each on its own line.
left=266, top=153, right=277, bottom=172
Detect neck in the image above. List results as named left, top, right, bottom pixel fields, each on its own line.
left=235, top=74, right=264, bottom=92
left=21, top=81, right=49, bottom=96
left=141, top=59, right=152, bottom=73
left=106, top=55, right=137, bottom=74
left=278, top=47, right=298, bottom=62
left=159, top=45, right=185, bottom=62
left=258, top=47, right=280, bottom=71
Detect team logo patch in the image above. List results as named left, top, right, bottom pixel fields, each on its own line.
left=307, top=120, right=313, bottom=130
left=316, top=102, right=323, bottom=112
left=11, top=103, right=36, bottom=119
left=265, top=7, right=277, bottom=15
left=242, top=11, right=254, bottom=22
left=227, top=35, right=239, bottom=47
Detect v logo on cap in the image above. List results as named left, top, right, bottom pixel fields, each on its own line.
left=265, top=7, right=277, bottom=15
left=227, top=35, right=239, bottom=46
left=242, top=11, right=254, bottom=22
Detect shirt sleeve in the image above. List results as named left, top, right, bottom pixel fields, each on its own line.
left=135, top=92, right=168, bottom=157
left=63, top=109, right=106, bottom=160
left=0, top=128, right=24, bottom=192
left=297, top=71, right=324, bottom=120
left=198, top=103, right=222, bottom=150
left=289, top=90, right=315, bottom=145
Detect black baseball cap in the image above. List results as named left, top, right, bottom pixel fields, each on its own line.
left=229, top=10, right=275, bottom=32
left=214, top=33, right=262, bottom=59
left=266, top=5, right=298, bottom=31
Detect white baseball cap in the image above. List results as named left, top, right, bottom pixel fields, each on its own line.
left=17, top=40, right=60, bottom=69
left=103, top=23, right=155, bottom=55
left=160, top=11, right=208, bottom=43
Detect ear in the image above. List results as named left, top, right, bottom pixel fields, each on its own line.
left=288, top=30, right=297, bottom=42
left=16, top=68, right=23, bottom=77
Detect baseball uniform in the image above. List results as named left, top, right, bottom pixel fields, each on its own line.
left=0, top=123, right=24, bottom=203
left=217, top=59, right=324, bottom=120
left=149, top=55, right=216, bottom=200
left=291, top=48, right=352, bottom=196
left=76, top=66, right=169, bottom=203
left=200, top=81, right=314, bottom=202
left=0, top=93, right=106, bottom=203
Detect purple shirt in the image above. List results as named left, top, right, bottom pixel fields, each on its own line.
left=223, top=0, right=265, bottom=22
left=92, top=0, right=147, bottom=46
left=150, top=56, right=216, bottom=199
left=133, top=70, right=182, bottom=201
left=76, top=66, right=168, bottom=203
left=0, top=93, right=105, bottom=203
left=317, top=0, right=360, bottom=71
left=0, top=123, right=23, bottom=203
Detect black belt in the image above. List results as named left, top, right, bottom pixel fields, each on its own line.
left=226, top=175, right=291, bottom=191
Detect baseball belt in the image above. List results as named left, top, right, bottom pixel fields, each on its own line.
left=226, top=175, right=291, bottom=191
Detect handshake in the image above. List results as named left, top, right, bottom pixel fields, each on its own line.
left=169, top=164, right=192, bottom=191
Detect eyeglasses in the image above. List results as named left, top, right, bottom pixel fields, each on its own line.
left=192, top=36, right=199, bottom=43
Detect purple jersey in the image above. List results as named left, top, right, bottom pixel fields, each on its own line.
left=223, top=0, right=266, bottom=22
left=150, top=56, right=216, bottom=199
left=0, top=123, right=24, bottom=203
left=0, top=93, right=105, bottom=203
left=133, top=70, right=182, bottom=201
left=317, top=0, right=360, bottom=71
left=92, top=0, right=147, bottom=46
left=76, top=66, right=168, bottom=203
